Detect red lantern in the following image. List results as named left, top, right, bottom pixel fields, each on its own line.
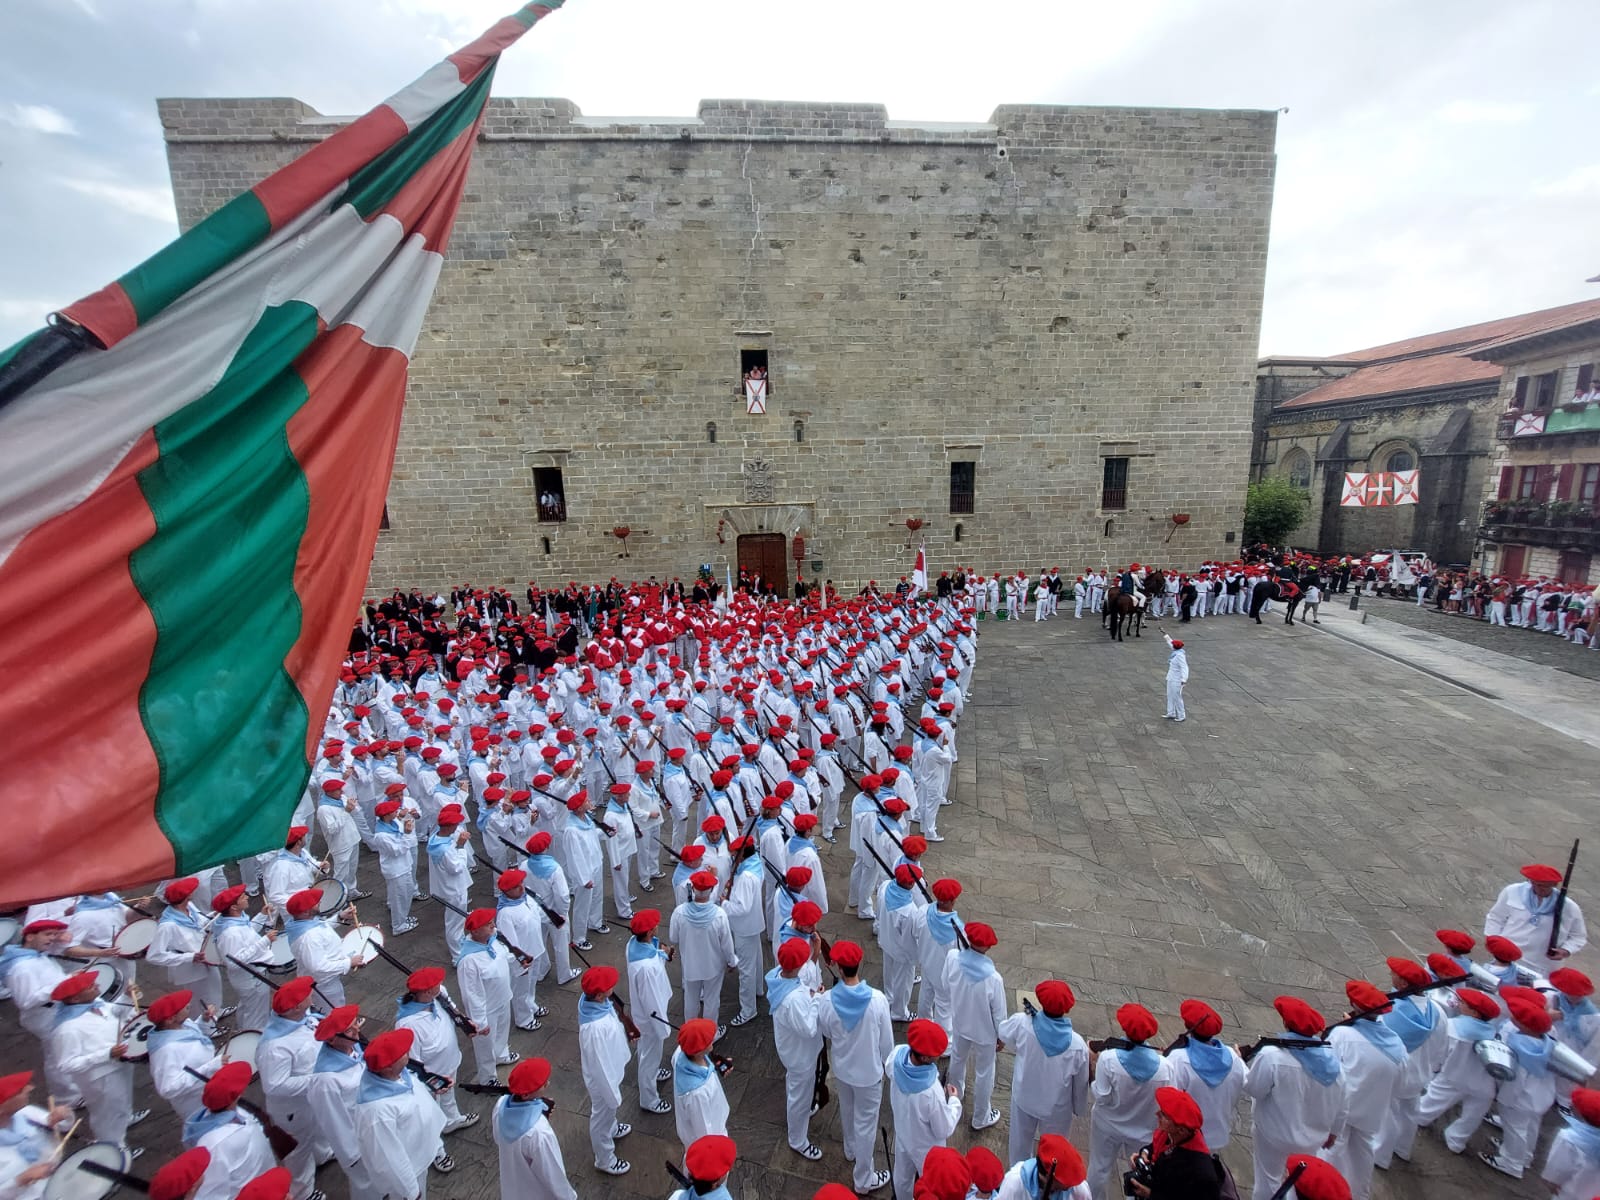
left=1171, top=513, right=1191, bottom=526
left=792, top=534, right=806, bottom=563
left=612, top=526, right=631, bottom=540
left=905, top=517, right=924, bottom=532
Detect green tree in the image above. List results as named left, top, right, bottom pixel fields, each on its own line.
left=1243, top=476, right=1311, bottom=546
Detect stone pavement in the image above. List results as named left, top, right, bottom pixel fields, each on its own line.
left=1345, top=593, right=1600, bottom=684
left=8, top=609, right=1599, bottom=1200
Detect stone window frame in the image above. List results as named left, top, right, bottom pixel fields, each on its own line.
left=1280, top=447, right=1313, bottom=490
left=1369, top=439, right=1418, bottom=476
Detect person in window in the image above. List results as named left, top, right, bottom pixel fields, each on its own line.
left=1126, top=1086, right=1223, bottom=1200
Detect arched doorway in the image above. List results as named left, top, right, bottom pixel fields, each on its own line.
left=736, top=533, right=787, bottom=597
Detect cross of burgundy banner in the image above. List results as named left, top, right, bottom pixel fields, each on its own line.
left=1341, top=472, right=1369, bottom=507
left=1514, top=412, right=1546, bottom=436
left=1341, top=470, right=1421, bottom=506
left=744, top=377, right=767, bottom=414
left=1390, top=469, right=1420, bottom=505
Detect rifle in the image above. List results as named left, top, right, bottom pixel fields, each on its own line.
left=722, top=810, right=764, bottom=901
left=488, top=837, right=567, bottom=927
left=427, top=894, right=535, bottom=968
left=1549, top=838, right=1580, bottom=959
left=648, top=1011, right=732, bottom=1075
left=665, top=1160, right=695, bottom=1192
left=1268, top=1161, right=1308, bottom=1200
left=813, top=1042, right=832, bottom=1114
left=184, top=1066, right=298, bottom=1159
left=858, top=826, right=967, bottom=950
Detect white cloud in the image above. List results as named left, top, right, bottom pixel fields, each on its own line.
left=1, top=102, right=77, bottom=136
left=55, top=177, right=175, bottom=223
left=1435, top=99, right=1536, bottom=125
left=0, top=298, right=57, bottom=323
left=1534, top=164, right=1600, bottom=198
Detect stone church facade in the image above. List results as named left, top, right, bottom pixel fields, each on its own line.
left=160, top=97, right=1276, bottom=591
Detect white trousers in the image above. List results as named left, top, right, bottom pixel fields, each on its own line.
left=733, top=930, right=764, bottom=1020
left=79, top=1065, right=134, bottom=1147
left=510, top=965, right=539, bottom=1027
left=1087, top=1119, right=1139, bottom=1200
left=1009, top=1101, right=1073, bottom=1169
left=385, top=874, right=413, bottom=931
left=233, top=976, right=273, bottom=1034
left=470, top=996, right=511, bottom=1083
left=1251, top=1132, right=1299, bottom=1200
left=1496, top=1100, right=1549, bottom=1171
left=784, top=1063, right=814, bottom=1150
left=947, top=1035, right=995, bottom=1122
left=571, top=882, right=603, bottom=935
left=1165, top=679, right=1185, bottom=720
left=882, top=949, right=914, bottom=1021
left=1321, top=1124, right=1379, bottom=1200
left=637, top=1029, right=668, bottom=1108
left=836, top=1078, right=883, bottom=1191
left=589, top=1095, right=621, bottom=1168
left=683, top=974, right=724, bottom=1026
left=1373, top=1091, right=1421, bottom=1167
left=1415, top=1077, right=1494, bottom=1153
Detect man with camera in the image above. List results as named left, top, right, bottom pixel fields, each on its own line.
left=1124, top=1087, right=1224, bottom=1200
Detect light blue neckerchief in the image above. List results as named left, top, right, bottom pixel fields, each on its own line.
left=0, top=946, right=41, bottom=983
left=259, top=1014, right=310, bottom=1044
left=1559, top=994, right=1599, bottom=1021
left=427, top=832, right=457, bottom=861
left=357, top=1070, right=412, bottom=1103
left=75, top=894, right=124, bottom=912
left=159, top=905, right=201, bottom=931
left=1522, top=883, right=1558, bottom=917
left=1381, top=996, right=1439, bottom=1052
left=210, top=916, right=251, bottom=935
left=766, top=967, right=803, bottom=1014
left=51, top=1001, right=103, bottom=1029
left=285, top=916, right=322, bottom=946
left=1506, top=1030, right=1552, bottom=1076
left=492, top=1096, right=550, bottom=1144
left=830, top=982, right=873, bottom=1033
left=1184, top=1035, right=1235, bottom=1087
left=1278, top=1032, right=1341, bottom=1086
left=884, top=881, right=917, bottom=913
left=673, top=1049, right=716, bottom=1096
left=396, top=996, right=435, bottom=1022
left=578, top=996, right=613, bottom=1026
left=457, top=937, right=497, bottom=964
left=147, top=1021, right=213, bottom=1056
left=1560, top=1113, right=1600, bottom=1164
left=312, top=1043, right=363, bottom=1074
left=925, top=907, right=960, bottom=946
left=679, top=900, right=720, bottom=929
left=672, top=861, right=697, bottom=893
left=954, top=948, right=996, bottom=981
left=1115, top=1043, right=1161, bottom=1083
left=1351, top=1017, right=1409, bottom=1065
left=1030, top=1011, right=1074, bottom=1057
left=1448, top=1014, right=1497, bottom=1043
left=786, top=835, right=812, bottom=858
left=375, top=819, right=403, bottom=838
left=0, top=1116, right=43, bottom=1163
left=182, top=1107, right=244, bottom=1147
left=889, top=1044, right=937, bottom=1094
left=627, top=936, right=667, bottom=965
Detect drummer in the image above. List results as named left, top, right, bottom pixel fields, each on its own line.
left=0, top=920, right=82, bottom=1108
left=209, top=886, right=278, bottom=1035
left=43, top=970, right=146, bottom=1154
left=263, top=828, right=321, bottom=925
left=147, top=879, right=231, bottom=1034
left=146, top=989, right=225, bottom=1121
left=65, top=892, right=142, bottom=978
left=283, top=889, right=362, bottom=1008
left=0, top=1070, right=74, bottom=1198
left=180, top=1061, right=276, bottom=1200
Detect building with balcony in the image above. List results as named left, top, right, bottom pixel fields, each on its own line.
left=1470, top=302, right=1600, bottom=583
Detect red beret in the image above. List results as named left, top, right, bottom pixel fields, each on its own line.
left=1549, top=967, right=1595, bottom=998
left=1284, top=1156, right=1351, bottom=1200
left=931, top=878, right=962, bottom=902
left=320, top=779, right=344, bottom=793
left=1034, top=980, right=1075, bottom=1018
left=21, top=920, right=67, bottom=937
left=701, top=815, right=727, bottom=833
left=964, top=922, right=997, bottom=950
left=894, top=864, right=922, bottom=889
left=1454, top=988, right=1501, bottom=1020
left=1571, top=1087, right=1600, bottom=1126
left=791, top=900, right=822, bottom=926
left=1386, top=957, right=1429, bottom=988
left=286, top=826, right=309, bottom=845
left=777, top=938, right=811, bottom=972
left=689, top=870, right=719, bottom=892
left=363, top=1028, right=414, bottom=1071
left=901, top=835, right=927, bottom=856
left=315, top=1005, right=361, bottom=1042
left=407, top=967, right=445, bottom=992
left=436, top=805, right=465, bottom=827
left=0, top=1073, right=32, bottom=1105
left=164, top=877, right=199, bottom=905
left=145, top=989, right=193, bottom=1025
left=1274, top=996, right=1325, bottom=1038
left=271, top=975, right=315, bottom=1013
left=1156, top=1085, right=1204, bottom=1128
left=906, top=1018, right=949, bottom=1058
left=149, top=1147, right=211, bottom=1200
left=784, top=866, right=814, bottom=889
left=1485, top=935, right=1522, bottom=963
left=211, top=884, right=248, bottom=913
left=793, top=813, right=819, bottom=833
left=684, top=1133, right=737, bottom=1183
left=680, top=845, right=705, bottom=863
left=607, top=783, right=632, bottom=798
left=1036, top=1134, right=1086, bottom=1186
left=859, top=774, right=883, bottom=791
left=630, top=910, right=662, bottom=935
left=526, top=832, right=553, bottom=854
left=508, top=1057, right=552, bottom=1097
left=1345, top=979, right=1392, bottom=1015
left=384, top=782, right=408, bottom=795
left=51, top=971, right=100, bottom=1002
left=202, top=1061, right=253, bottom=1110
left=497, top=869, right=527, bottom=892
left=464, top=907, right=496, bottom=933
left=1522, top=863, right=1563, bottom=884
left=1435, top=928, right=1474, bottom=955
left=830, top=940, right=864, bottom=969
left=234, top=1168, right=293, bottom=1200
left=883, top=798, right=909, bottom=815
left=582, top=966, right=619, bottom=996
left=1180, top=998, right=1223, bottom=1039
left=915, top=1147, right=972, bottom=1200
left=1509, top=995, right=1553, bottom=1034
left=486, top=772, right=507, bottom=785
left=711, top=770, right=734, bottom=790
left=892, top=744, right=914, bottom=762
left=964, top=1146, right=1005, bottom=1193
left=285, top=889, right=323, bottom=918
left=678, top=1018, right=718, bottom=1056
left=1117, top=1003, right=1159, bottom=1042
left=1426, top=953, right=1467, bottom=981
left=775, top=780, right=796, bottom=800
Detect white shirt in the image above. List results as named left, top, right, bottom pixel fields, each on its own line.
left=1090, top=1046, right=1171, bottom=1142
left=1326, top=1024, right=1402, bottom=1136
left=669, top=904, right=738, bottom=983
left=771, top=981, right=823, bottom=1071
left=1245, top=1044, right=1345, bottom=1150
left=356, top=1071, right=447, bottom=1200
left=458, top=943, right=513, bottom=1022
left=996, top=1161, right=1093, bottom=1200
left=815, top=983, right=894, bottom=1087
left=493, top=1099, right=577, bottom=1200
left=289, top=921, right=351, bottom=984
left=146, top=909, right=211, bottom=986
left=1542, top=1125, right=1600, bottom=1200
left=885, top=1045, right=961, bottom=1167
left=579, top=1008, right=632, bottom=1110
left=997, top=1011, right=1089, bottom=1124
left=396, top=993, right=464, bottom=1078
left=672, top=1050, right=730, bottom=1145
left=1164, top=1039, right=1247, bottom=1148
left=191, top=1115, right=276, bottom=1200
left=149, top=1022, right=224, bottom=1117
left=1485, top=883, right=1587, bottom=960
left=0, top=1106, right=58, bottom=1200
left=941, top=953, right=1006, bottom=1043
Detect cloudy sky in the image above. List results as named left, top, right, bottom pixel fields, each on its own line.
left=2, top=0, right=1596, bottom=356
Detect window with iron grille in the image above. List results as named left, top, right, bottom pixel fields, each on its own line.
left=949, top=461, right=976, bottom=514
left=1101, top=457, right=1129, bottom=510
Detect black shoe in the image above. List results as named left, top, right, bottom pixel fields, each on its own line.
left=593, top=924, right=612, bottom=935
left=127, top=1109, right=151, bottom=1128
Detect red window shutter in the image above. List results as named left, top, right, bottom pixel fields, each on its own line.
left=1557, top=463, right=1576, bottom=500
left=1534, top=464, right=1555, bottom=501
left=1498, top=465, right=1514, bottom=499
left=1513, top=377, right=1529, bottom=407
left=1501, top=545, right=1526, bottom=578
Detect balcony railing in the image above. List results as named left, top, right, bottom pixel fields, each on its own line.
left=1481, top=506, right=1600, bottom=551
left=1498, top=401, right=1600, bottom=440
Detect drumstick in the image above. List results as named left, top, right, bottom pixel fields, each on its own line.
left=46, top=1118, right=82, bottom=1162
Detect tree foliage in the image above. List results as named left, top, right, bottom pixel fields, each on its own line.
left=1243, top=476, right=1311, bottom=546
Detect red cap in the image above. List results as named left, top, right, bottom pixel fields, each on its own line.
left=271, top=975, right=315, bottom=1014
left=679, top=1018, right=718, bottom=1056
left=508, top=1057, right=552, bottom=1096
left=830, top=940, right=864, bottom=969
left=315, top=1005, right=361, bottom=1042
left=1426, top=952, right=1467, bottom=981
left=1386, top=957, right=1429, bottom=988
left=1571, top=1087, right=1600, bottom=1126
left=202, top=1061, right=253, bottom=1111
left=701, top=815, right=726, bottom=834
left=1485, top=934, right=1522, bottom=963
left=1179, top=999, right=1224, bottom=1038
left=286, top=826, right=309, bottom=845
left=149, top=1148, right=211, bottom=1200
left=1435, top=928, right=1474, bottom=954
left=211, top=884, right=248, bottom=913
left=931, top=878, right=962, bottom=902
left=1116, top=1003, right=1158, bottom=1042
left=915, top=1148, right=972, bottom=1200
left=689, top=870, right=719, bottom=891
left=363, top=1028, right=415, bottom=1071
left=1284, top=1157, right=1350, bottom=1200
left=684, top=1133, right=737, bottom=1183
left=497, top=869, right=527, bottom=892
left=164, top=877, right=199, bottom=905
left=1549, top=967, right=1594, bottom=998
left=964, top=922, right=997, bottom=949
left=784, top=866, right=814, bottom=889
left=630, top=910, right=661, bottom=935
left=464, top=908, right=496, bottom=933
left=1508, top=996, right=1552, bottom=1034
left=234, top=1168, right=293, bottom=1200
left=1274, top=996, right=1325, bottom=1037
left=21, top=920, right=67, bottom=937
left=1156, top=1085, right=1203, bottom=1128
left=1455, top=988, right=1500, bottom=1019
left=407, top=967, right=445, bottom=992
left=527, top=832, right=554, bottom=854
left=1522, top=863, right=1563, bottom=884
left=906, top=1018, right=949, bottom=1058
left=145, top=989, right=193, bottom=1025
left=582, top=966, right=619, bottom=996
left=894, top=864, right=922, bottom=889
left=964, top=1146, right=1005, bottom=1193
left=1034, top=980, right=1075, bottom=1017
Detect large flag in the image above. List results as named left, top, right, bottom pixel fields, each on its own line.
left=912, top=543, right=928, bottom=594
left=0, top=3, right=565, bottom=907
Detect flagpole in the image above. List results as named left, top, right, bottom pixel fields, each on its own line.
left=0, top=320, right=98, bottom=413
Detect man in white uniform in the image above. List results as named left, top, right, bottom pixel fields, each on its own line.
left=146, top=989, right=224, bottom=1121
left=492, top=1057, right=576, bottom=1200
left=669, top=870, right=739, bottom=1036
left=1485, top=861, right=1586, bottom=962
left=768, top=937, right=824, bottom=1160
left=942, top=921, right=1005, bottom=1130
left=146, top=877, right=228, bottom=1025
left=577, top=966, right=634, bottom=1176
left=180, top=1061, right=276, bottom=1200
left=394, top=965, right=478, bottom=1135
left=625, top=910, right=675, bottom=1115
left=1163, top=998, right=1247, bottom=1153
left=1163, top=634, right=1189, bottom=722
left=314, top=780, right=367, bottom=900
left=304, top=1005, right=379, bottom=1200
left=492, top=869, right=547, bottom=1031
left=210, top=885, right=279, bottom=1034
left=254, top=975, right=326, bottom=1200
left=45, top=971, right=142, bottom=1150
left=886, top=1019, right=962, bottom=1200
left=0, top=1071, right=73, bottom=1198
left=1321, top=980, right=1405, bottom=1200
left=1086, top=1002, right=1171, bottom=1199
left=815, top=940, right=893, bottom=1195
left=997, top=979, right=1089, bottom=1166
left=1245, top=996, right=1346, bottom=1200
left=456, top=908, right=517, bottom=1085
left=283, top=889, right=359, bottom=1008
left=0, top=920, right=82, bottom=1106
left=355, top=1028, right=448, bottom=1200
left=263, top=828, right=320, bottom=919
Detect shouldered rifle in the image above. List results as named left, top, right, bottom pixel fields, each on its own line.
left=427, top=893, right=534, bottom=968
left=1268, top=1161, right=1308, bottom=1200
left=564, top=941, right=641, bottom=1040
left=665, top=1160, right=694, bottom=1193
left=78, top=1160, right=151, bottom=1193
left=183, top=1066, right=297, bottom=1159
left=354, top=938, right=480, bottom=1039
left=649, top=1011, right=732, bottom=1075
left=1549, top=838, right=1580, bottom=959
left=488, top=837, right=566, bottom=927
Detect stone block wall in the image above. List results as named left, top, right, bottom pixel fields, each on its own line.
left=159, top=96, right=1276, bottom=591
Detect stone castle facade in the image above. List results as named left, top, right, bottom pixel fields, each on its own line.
left=160, top=96, right=1276, bottom=591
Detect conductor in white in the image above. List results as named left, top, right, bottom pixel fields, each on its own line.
left=1486, top=862, right=1586, bottom=962
left=1163, top=634, right=1189, bottom=722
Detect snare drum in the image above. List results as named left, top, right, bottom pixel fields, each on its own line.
left=1473, top=1038, right=1517, bottom=1081
left=341, top=926, right=385, bottom=967
left=111, top=918, right=158, bottom=959
left=44, top=1141, right=130, bottom=1200
left=119, top=1014, right=156, bottom=1062
left=221, top=1029, right=263, bottom=1074
left=199, top=932, right=224, bottom=967
left=1550, top=1039, right=1597, bottom=1084
left=314, top=878, right=348, bottom=918
left=89, top=963, right=124, bottom=1005
left=264, top=936, right=296, bottom=975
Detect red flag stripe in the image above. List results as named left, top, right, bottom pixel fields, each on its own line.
left=253, top=106, right=411, bottom=231
left=449, top=6, right=558, bottom=82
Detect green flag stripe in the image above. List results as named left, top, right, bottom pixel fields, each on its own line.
left=130, top=302, right=320, bottom=870
left=116, top=191, right=273, bottom=328
left=344, top=65, right=496, bottom=221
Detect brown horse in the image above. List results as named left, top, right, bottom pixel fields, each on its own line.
left=1102, top=570, right=1165, bottom=641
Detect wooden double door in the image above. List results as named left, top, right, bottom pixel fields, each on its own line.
left=737, top=533, right=788, bottom=597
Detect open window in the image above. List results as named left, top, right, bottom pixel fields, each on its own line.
left=533, top=467, right=567, bottom=523
left=741, top=348, right=769, bottom=412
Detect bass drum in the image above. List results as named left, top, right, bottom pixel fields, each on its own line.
left=221, top=1030, right=264, bottom=1075
left=314, top=878, right=348, bottom=918
left=44, top=1141, right=130, bottom=1200
left=118, top=1013, right=157, bottom=1062
left=1473, top=1038, right=1517, bottom=1081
